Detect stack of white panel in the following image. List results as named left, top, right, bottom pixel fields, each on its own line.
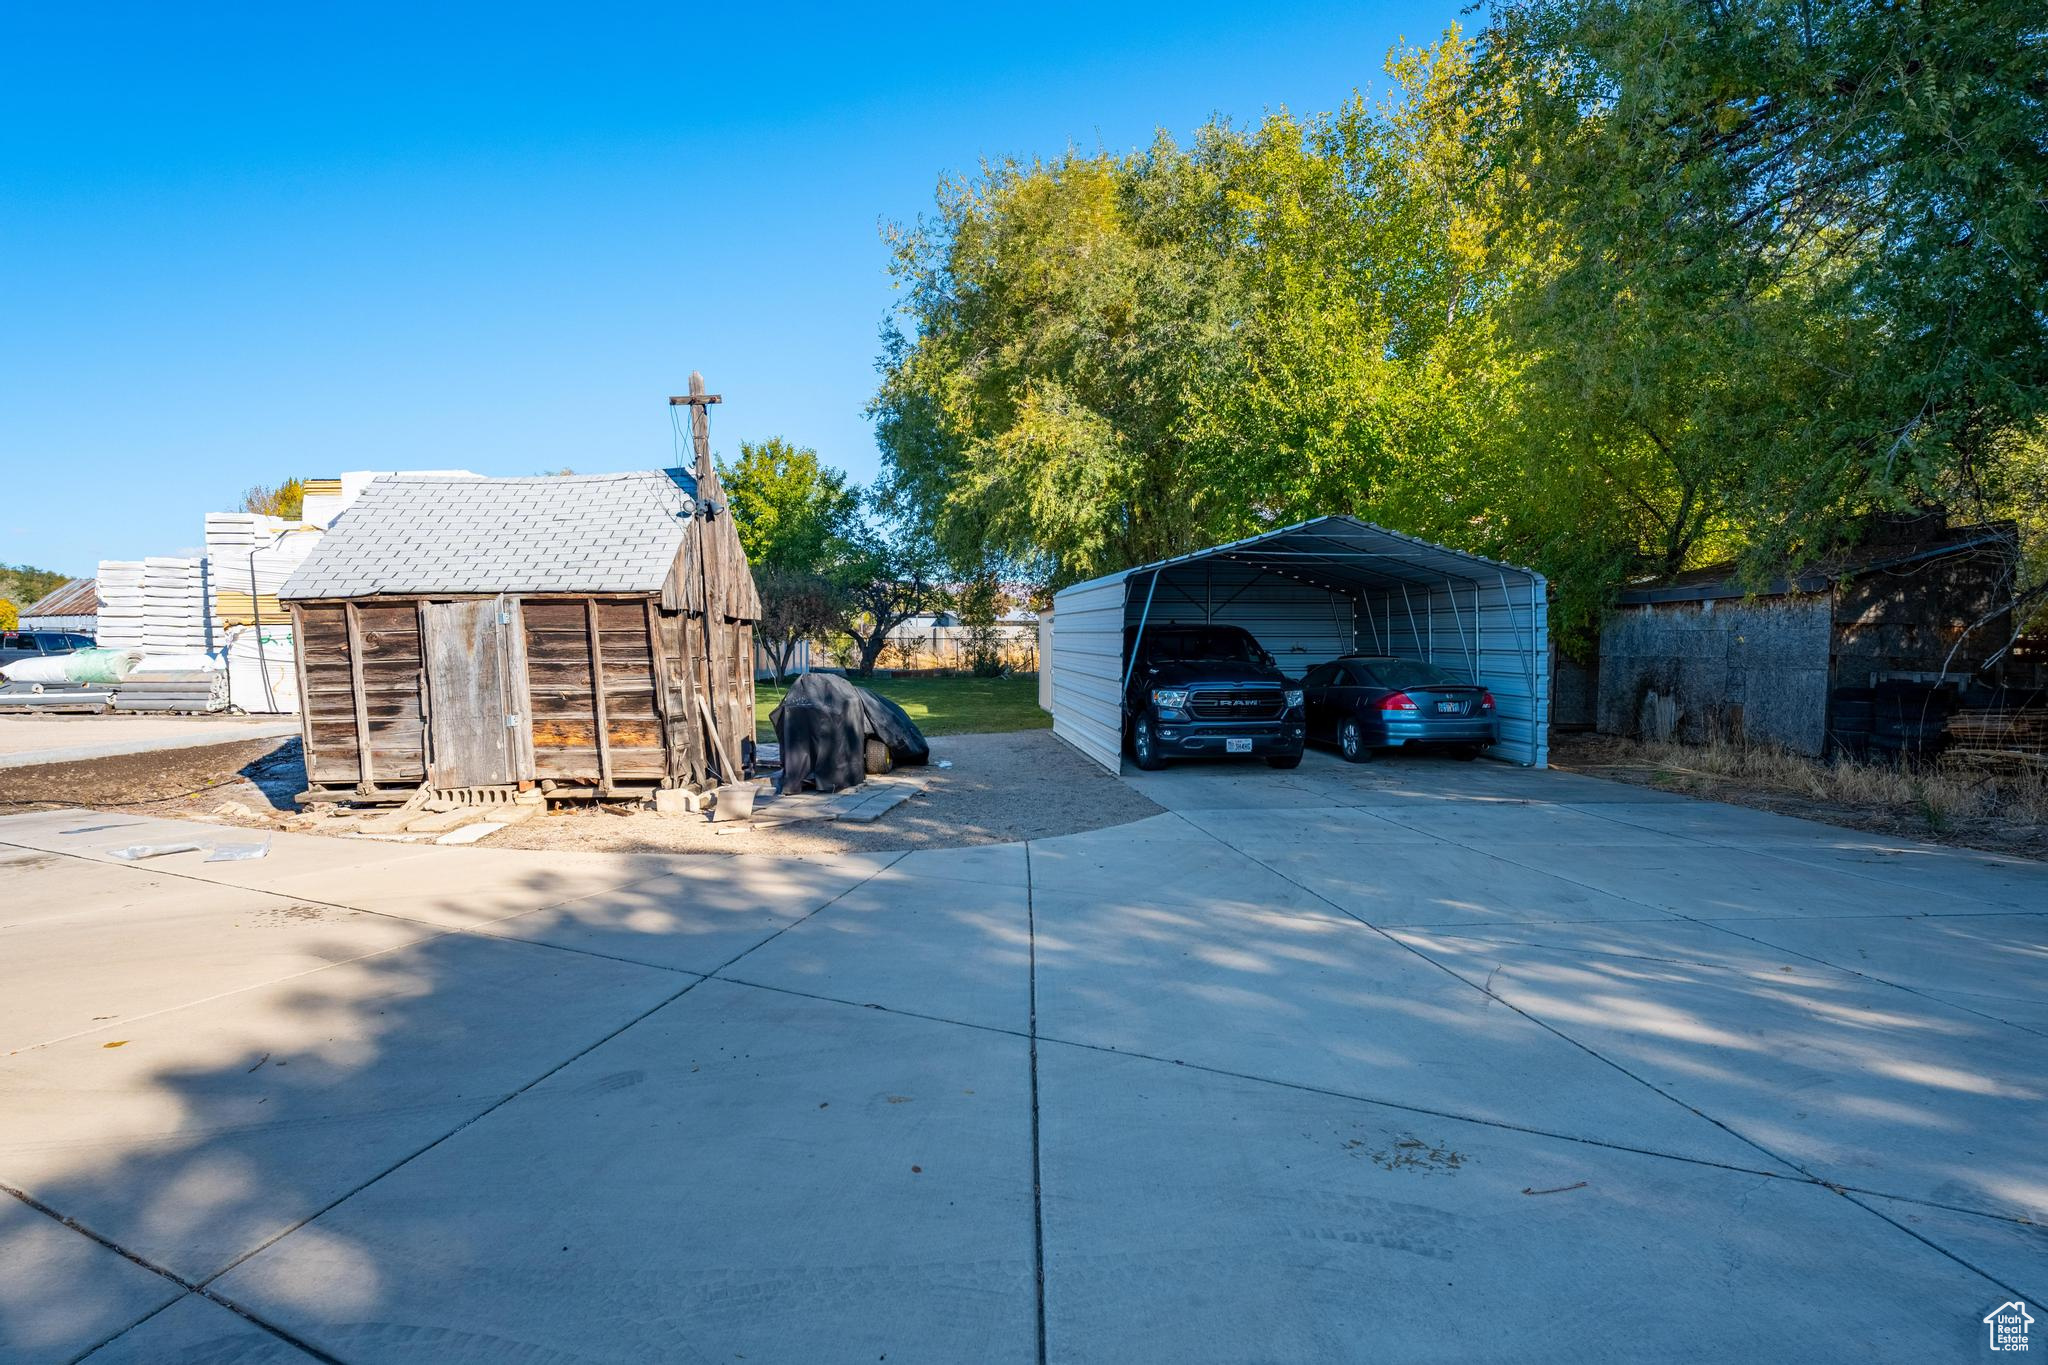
left=94, top=561, right=147, bottom=647
left=205, top=514, right=320, bottom=713
left=141, top=557, right=212, bottom=653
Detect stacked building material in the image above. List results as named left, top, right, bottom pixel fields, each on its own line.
left=141, top=557, right=213, bottom=652
left=94, top=561, right=147, bottom=647
left=206, top=514, right=321, bottom=712
left=112, top=665, right=227, bottom=713
left=1944, top=706, right=2048, bottom=770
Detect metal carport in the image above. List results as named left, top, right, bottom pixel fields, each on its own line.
left=1049, top=515, right=1550, bottom=771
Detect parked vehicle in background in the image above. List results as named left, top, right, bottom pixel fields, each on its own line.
left=1302, top=655, right=1497, bottom=762
left=1123, top=624, right=1305, bottom=771
left=0, top=630, right=93, bottom=669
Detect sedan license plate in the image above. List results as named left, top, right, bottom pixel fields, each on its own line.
left=1225, top=737, right=1253, bottom=753
left=1436, top=701, right=1461, bottom=713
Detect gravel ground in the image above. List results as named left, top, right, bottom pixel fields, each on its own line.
left=487, top=730, right=1161, bottom=855
left=1551, top=731, right=2048, bottom=861
left=0, top=730, right=1162, bottom=857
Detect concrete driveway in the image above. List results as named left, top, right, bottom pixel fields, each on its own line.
left=1, top=749, right=2043, bottom=1362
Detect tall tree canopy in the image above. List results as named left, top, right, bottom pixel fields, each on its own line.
left=718, top=438, right=860, bottom=576
left=874, top=6, right=2047, bottom=645
left=872, top=39, right=1507, bottom=587
left=241, top=478, right=304, bottom=521
left=1474, top=0, right=2048, bottom=585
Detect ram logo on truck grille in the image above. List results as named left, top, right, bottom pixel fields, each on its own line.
left=1189, top=689, right=1285, bottom=720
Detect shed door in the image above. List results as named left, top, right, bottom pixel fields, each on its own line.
left=423, top=596, right=531, bottom=788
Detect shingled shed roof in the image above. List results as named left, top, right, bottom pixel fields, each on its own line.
left=280, top=470, right=699, bottom=601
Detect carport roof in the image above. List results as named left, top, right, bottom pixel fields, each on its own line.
left=1063, top=515, right=1545, bottom=597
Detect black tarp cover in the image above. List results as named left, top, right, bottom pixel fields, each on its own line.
left=771, top=673, right=930, bottom=793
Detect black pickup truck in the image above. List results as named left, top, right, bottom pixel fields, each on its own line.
left=1123, top=624, right=1306, bottom=771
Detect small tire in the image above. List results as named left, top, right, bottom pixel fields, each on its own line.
left=863, top=738, right=894, bottom=775
left=1130, top=717, right=1167, bottom=771
left=1266, top=753, right=1302, bottom=769
left=1338, top=719, right=1371, bottom=764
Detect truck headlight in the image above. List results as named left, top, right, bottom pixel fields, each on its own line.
left=1151, top=688, right=1191, bottom=710
left=1283, top=689, right=1303, bottom=709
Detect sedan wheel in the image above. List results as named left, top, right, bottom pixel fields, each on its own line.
left=1339, top=718, right=1371, bottom=764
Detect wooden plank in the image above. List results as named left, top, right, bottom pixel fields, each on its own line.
left=533, top=717, right=599, bottom=748
left=521, top=601, right=586, bottom=630
left=504, top=597, right=535, bottom=780
left=343, top=601, right=376, bottom=788
left=673, top=610, right=707, bottom=782
left=586, top=598, right=614, bottom=790
left=644, top=599, right=680, bottom=782
left=290, top=604, right=318, bottom=777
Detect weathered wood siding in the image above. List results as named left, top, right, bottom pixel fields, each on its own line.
left=522, top=597, right=667, bottom=782
left=295, top=601, right=426, bottom=785
left=297, top=587, right=753, bottom=794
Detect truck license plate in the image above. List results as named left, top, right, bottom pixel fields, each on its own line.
left=1226, top=738, right=1253, bottom=753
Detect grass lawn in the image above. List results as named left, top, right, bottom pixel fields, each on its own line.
left=756, top=674, right=1048, bottom=742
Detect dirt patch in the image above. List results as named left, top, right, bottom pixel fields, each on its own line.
left=0, top=729, right=1162, bottom=856
left=0, top=736, right=301, bottom=817
left=1346, top=1133, right=1467, bottom=1175
left=1553, top=731, right=2048, bottom=862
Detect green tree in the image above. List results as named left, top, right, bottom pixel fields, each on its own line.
left=719, top=439, right=859, bottom=576
left=720, top=439, right=864, bottom=678
left=753, top=567, right=848, bottom=682
left=0, top=564, right=71, bottom=609
left=1468, top=0, right=2048, bottom=588
left=835, top=496, right=944, bottom=677
left=953, top=571, right=1010, bottom=677
left=872, top=141, right=1242, bottom=583
left=872, top=36, right=1516, bottom=591
left=241, top=478, right=304, bottom=520
left=874, top=10, right=2048, bottom=649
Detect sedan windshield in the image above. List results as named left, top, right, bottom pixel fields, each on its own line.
left=1361, top=659, right=1467, bottom=689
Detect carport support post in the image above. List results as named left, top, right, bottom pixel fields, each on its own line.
left=1121, top=570, right=1162, bottom=700
left=1446, top=577, right=1476, bottom=679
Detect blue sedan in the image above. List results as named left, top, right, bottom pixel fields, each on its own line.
left=1301, top=655, right=1498, bottom=762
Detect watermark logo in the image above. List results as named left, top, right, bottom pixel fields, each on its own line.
left=1984, top=1300, right=2034, bottom=1352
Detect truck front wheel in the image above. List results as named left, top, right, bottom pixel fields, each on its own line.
left=1130, top=716, right=1167, bottom=771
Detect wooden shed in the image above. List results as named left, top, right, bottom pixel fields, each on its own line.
left=279, top=463, right=761, bottom=803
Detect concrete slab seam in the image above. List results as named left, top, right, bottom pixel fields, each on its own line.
left=1401, top=924, right=2048, bottom=1040
left=704, top=969, right=1965, bottom=1206
left=0, top=844, right=692, bottom=1059
left=1336, top=819, right=2048, bottom=1040
left=1665, top=914, right=2048, bottom=1041
left=194, top=850, right=912, bottom=1305
left=1174, top=812, right=2040, bottom=1301
left=1025, top=841, right=1047, bottom=1365
left=1568, top=799, right=2037, bottom=911
left=0, top=1181, right=344, bottom=1365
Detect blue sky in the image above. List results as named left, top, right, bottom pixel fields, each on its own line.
left=1, top=2, right=1460, bottom=575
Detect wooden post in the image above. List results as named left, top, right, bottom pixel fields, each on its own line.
left=670, top=371, right=738, bottom=780
left=697, top=692, right=741, bottom=786
left=585, top=598, right=614, bottom=792
left=343, top=601, right=376, bottom=790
